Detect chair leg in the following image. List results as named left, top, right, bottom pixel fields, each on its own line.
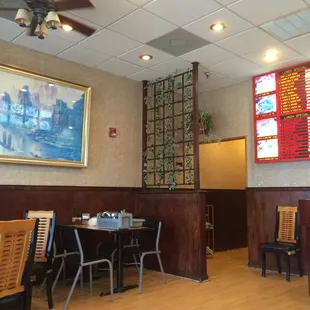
left=80, top=267, right=84, bottom=289
left=286, top=255, right=291, bottom=282
left=297, top=252, right=303, bottom=277
left=89, top=265, right=93, bottom=292
left=111, top=249, right=117, bottom=272
left=138, top=254, right=145, bottom=294
left=63, top=266, right=82, bottom=310
left=261, top=250, right=266, bottom=277
left=52, top=258, right=65, bottom=293
left=107, top=261, right=114, bottom=302
left=132, top=254, right=140, bottom=276
left=23, top=280, right=33, bottom=310
left=46, top=266, right=54, bottom=309
left=276, top=254, right=282, bottom=274
left=156, top=253, right=166, bottom=285
left=37, top=276, right=47, bottom=297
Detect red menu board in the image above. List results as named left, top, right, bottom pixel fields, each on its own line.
left=253, top=62, right=310, bottom=163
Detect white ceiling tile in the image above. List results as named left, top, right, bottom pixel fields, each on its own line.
left=118, top=45, right=174, bottom=68
left=48, top=12, right=102, bottom=44
left=126, top=0, right=152, bottom=6
left=96, top=58, right=144, bottom=76
left=68, top=0, right=137, bottom=28
left=144, top=0, right=222, bottom=27
left=228, top=0, right=307, bottom=26
left=285, top=33, right=310, bottom=57
left=12, top=33, right=75, bottom=56
left=0, top=0, right=27, bottom=8
left=233, top=67, right=267, bottom=82
left=128, top=69, right=163, bottom=81
left=215, top=0, right=238, bottom=5
left=0, top=18, right=25, bottom=42
left=108, top=9, right=177, bottom=43
left=80, top=29, right=141, bottom=56
left=183, top=8, right=252, bottom=43
left=58, top=45, right=111, bottom=67
left=264, top=56, right=308, bottom=71
left=180, top=44, right=237, bottom=67
left=200, top=74, right=238, bottom=92
left=209, top=57, right=262, bottom=76
left=150, top=58, right=192, bottom=75
left=217, top=28, right=280, bottom=55
left=306, top=0, right=310, bottom=4
left=243, top=44, right=301, bottom=67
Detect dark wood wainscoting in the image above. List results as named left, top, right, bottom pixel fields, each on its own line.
left=247, top=187, right=310, bottom=275
left=203, top=189, right=247, bottom=251
left=135, top=191, right=207, bottom=281
left=0, top=186, right=207, bottom=281
left=0, top=185, right=137, bottom=222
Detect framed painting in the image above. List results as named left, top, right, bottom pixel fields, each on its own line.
left=0, top=64, right=91, bottom=168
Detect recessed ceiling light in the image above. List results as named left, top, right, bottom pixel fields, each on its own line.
left=140, top=54, right=153, bottom=61
left=62, top=24, right=73, bottom=32
left=264, top=49, right=279, bottom=62
left=210, top=23, right=227, bottom=32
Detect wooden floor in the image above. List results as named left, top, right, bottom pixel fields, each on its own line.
left=33, top=248, right=310, bottom=310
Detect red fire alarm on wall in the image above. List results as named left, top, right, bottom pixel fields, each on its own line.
left=109, top=128, right=117, bottom=138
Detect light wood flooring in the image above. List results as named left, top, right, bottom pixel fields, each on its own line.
left=33, top=248, right=310, bottom=310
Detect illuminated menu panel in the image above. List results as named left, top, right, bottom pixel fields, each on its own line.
left=253, top=63, right=310, bottom=163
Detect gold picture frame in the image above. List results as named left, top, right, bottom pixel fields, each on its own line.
left=0, top=64, right=91, bottom=168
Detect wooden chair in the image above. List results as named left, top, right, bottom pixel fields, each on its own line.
left=26, top=210, right=56, bottom=309
left=0, top=219, right=38, bottom=310
left=260, top=206, right=303, bottom=281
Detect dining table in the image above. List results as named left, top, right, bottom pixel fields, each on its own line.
left=58, top=223, right=153, bottom=295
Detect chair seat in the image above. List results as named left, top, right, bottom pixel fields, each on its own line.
left=260, top=242, right=298, bottom=253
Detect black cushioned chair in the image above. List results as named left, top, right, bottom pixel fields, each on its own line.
left=260, top=206, right=303, bottom=281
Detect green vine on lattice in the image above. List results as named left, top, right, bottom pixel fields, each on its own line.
left=144, top=71, right=194, bottom=189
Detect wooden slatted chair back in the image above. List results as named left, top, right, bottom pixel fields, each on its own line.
left=26, top=211, right=54, bottom=263
left=0, top=219, right=36, bottom=299
left=276, top=206, right=298, bottom=244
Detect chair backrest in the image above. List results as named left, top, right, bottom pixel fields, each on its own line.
left=59, top=226, right=82, bottom=264
left=134, top=219, right=162, bottom=251
left=26, top=211, right=56, bottom=263
left=0, top=219, right=37, bottom=299
left=275, top=206, right=299, bottom=244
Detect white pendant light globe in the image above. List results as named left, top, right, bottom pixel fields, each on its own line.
left=46, top=11, right=61, bottom=29
left=15, top=9, right=31, bottom=27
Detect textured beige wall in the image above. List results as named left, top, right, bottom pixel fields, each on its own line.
left=200, top=80, right=310, bottom=187
left=199, top=139, right=246, bottom=189
left=0, top=41, right=142, bottom=187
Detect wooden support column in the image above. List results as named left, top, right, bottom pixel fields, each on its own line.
left=192, top=62, right=200, bottom=190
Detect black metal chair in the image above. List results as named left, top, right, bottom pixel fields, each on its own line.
left=0, top=219, right=38, bottom=310
left=260, top=206, right=303, bottom=281
left=26, top=210, right=56, bottom=309
left=123, top=219, right=166, bottom=293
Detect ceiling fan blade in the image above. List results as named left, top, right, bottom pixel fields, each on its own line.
left=55, top=0, right=94, bottom=12
left=0, top=7, right=18, bottom=11
left=58, top=14, right=96, bottom=36
left=26, top=17, right=37, bottom=36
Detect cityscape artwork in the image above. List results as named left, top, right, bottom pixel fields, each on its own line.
left=0, top=65, right=91, bottom=167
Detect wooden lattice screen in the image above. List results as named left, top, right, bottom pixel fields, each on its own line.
left=142, top=63, right=199, bottom=189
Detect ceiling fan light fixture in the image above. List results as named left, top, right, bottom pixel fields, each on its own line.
left=46, top=11, right=61, bottom=30
left=62, top=24, right=73, bottom=32
left=34, top=23, right=48, bottom=40
left=15, top=9, right=30, bottom=27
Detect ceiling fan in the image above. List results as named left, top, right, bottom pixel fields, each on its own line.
left=0, top=0, right=96, bottom=39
